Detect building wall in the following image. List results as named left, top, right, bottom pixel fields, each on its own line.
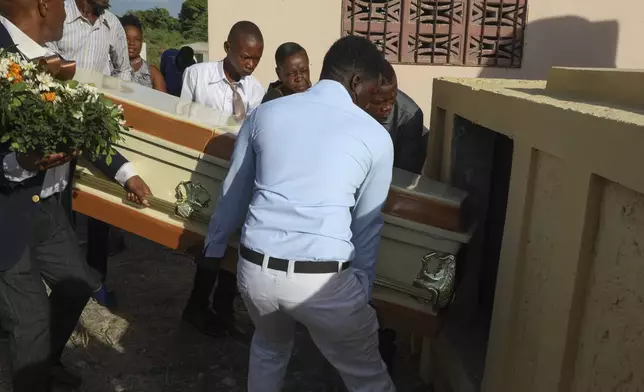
left=431, top=72, right=644, bottom=392
left=207, top=0, right=644, bottom=126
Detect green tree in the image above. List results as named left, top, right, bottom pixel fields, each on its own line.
left=178, top=0, right=208, bottom=41
left=143, top=29, right=186, bottom=68
left=127, top=7, right=179, bottom=31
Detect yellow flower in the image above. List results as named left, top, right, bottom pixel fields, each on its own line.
left=41, top=92, right=57, bottom=102
left=9, top=61, right=21, bottom=74
left=7, top=61, right=22, bottom=83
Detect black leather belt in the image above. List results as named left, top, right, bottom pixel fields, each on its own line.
left=240, top=245, right=350, bottom=274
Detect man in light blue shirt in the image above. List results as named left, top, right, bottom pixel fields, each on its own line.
left=204, top=36, right=396, bottom=392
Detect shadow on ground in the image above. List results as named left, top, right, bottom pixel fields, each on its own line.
left=0, top=216, right=430, bottom=392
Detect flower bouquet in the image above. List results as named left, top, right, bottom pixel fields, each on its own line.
left=0, top=49, right=129, bottom=165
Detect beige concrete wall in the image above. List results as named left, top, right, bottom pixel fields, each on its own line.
left=430, top=73, right=644, bottom=392
left=208, top=0, right=644, bottom=126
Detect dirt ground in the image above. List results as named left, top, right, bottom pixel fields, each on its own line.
left=0, top=218, right=431, bottom=392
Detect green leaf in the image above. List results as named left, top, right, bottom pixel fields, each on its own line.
left=105, top=154, right=112, bottom=166
left=10, top=82, right=27, bottom=92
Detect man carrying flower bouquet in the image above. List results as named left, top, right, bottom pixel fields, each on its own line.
left=0, top=1, right=150, bottom=390
left=47, top=0, right=137, bottom=309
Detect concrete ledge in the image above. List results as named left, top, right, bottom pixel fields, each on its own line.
left=546, top=67, right=644, bottom=107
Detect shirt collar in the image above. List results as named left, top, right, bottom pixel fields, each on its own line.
left=311, top=79, right=353, bottom=104
left=66, top=0, right=111, bottom=29
left=0, top=16, right=49, bottom=60
left=209, top=60, right=245, bottom=89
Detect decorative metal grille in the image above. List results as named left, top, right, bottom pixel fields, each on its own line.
left=342, top=0, right=527, bottom=66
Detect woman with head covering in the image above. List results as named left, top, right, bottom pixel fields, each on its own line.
left=262, top=42, right=311, bottom=103
left=120, top=14, right=167, bottom=92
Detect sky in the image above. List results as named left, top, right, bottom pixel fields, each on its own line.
left=110, top=0, right=184, bottom=17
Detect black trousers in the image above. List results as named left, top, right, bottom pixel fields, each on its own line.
left=86, top=217, right=110, bottom=283
left=0, top=197, right=99, bottom=392
left=186, top=265, right=237, bottom=317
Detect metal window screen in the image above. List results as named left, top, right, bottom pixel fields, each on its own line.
left=342, top=0, right=527, bottom=67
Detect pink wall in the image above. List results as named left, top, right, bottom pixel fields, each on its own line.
left=208, top=0, right=644, bottom=125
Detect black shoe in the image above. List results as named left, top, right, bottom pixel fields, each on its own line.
left=182, top=307, right=227, bottom=338
left=51, top=362, right=83, bottom=389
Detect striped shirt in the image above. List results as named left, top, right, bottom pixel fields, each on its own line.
left=46, top=1, right=131, bottom=81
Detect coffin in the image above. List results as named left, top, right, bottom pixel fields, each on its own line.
left=72, top=70, right=473, bottom=317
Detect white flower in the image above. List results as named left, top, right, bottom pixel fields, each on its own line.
left=0, top=58, right=10, bottom=76
left=5, top=53, right=22, bottom=63
left=36, top=72, right=53, bottom=84
left=33, top=72, right=60, bottom=92
left=72, top=111, right=83, bottom=121
left=81, top=84, right=99, bottom=94
left=36, top=72, right=58, bottom=91
left=63, top=84, right=79, bottom=96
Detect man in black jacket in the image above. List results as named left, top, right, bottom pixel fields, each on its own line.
left=365, top=60, right=428, bottom=374
left=0, top=1, right=150, bottom=390
left=366, top=61, right=428, bottom=175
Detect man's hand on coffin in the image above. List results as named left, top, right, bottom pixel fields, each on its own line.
left=125, top=175, right=152, bottom=207
left=16, top=150, right=79, bottom=172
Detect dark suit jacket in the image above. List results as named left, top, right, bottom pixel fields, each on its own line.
left=261, top=81, right=295, bottom=104
left=0, top=24, right=129, bottom=271
left=383, top=90, right=428, bottom=175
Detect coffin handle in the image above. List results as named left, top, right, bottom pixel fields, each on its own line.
left=412, top=252, right=457, bottom=311
left=174, top=181, right=211, bottom=220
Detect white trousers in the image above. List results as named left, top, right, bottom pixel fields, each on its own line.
left=237, top=255, right=395, bottom=392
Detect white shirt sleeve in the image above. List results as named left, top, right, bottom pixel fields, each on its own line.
left=113, top=162, right=137, bottom=187
left=2, top=152, right=37, bottom=182
left=180, top=68, right=196, bottom=102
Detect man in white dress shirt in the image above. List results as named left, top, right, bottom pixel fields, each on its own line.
left=181, top=21, right=264, bottom=339
left=180, top=21, right=265, bottom=121
left=0, top=1, right=147, bottom=390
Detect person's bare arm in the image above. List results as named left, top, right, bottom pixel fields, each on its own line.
left=149, top=64, right=167, bottom=93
